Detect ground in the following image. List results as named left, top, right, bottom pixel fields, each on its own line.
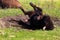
left=0, top=0, right=60, bottom=40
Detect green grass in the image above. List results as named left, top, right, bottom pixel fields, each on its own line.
left=0, top=27, right=60, bottom=40
left=0, top=0, right=60, bottom=40
left=0, top=0, right=60, bottom=18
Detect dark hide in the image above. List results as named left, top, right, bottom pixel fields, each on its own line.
left=29, top=15, right=54, bottom=30
left=27, top=2, right=54, bottom=30
left=20, top=7, right=35, bottom=17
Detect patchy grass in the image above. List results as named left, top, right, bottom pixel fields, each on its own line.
left=0, top=0, right=60, bottom=40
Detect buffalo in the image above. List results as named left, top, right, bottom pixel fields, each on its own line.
left=0, top=0, right=22, bottom=8
left=28, top=2, right=54, bottom=30
left=18, top=2, right=54, bottom=30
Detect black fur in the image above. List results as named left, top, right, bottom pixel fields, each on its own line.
left=28, top=2, right=54, bottom=30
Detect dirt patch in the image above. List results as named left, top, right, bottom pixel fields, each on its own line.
left=0, top=15, right=30, bottom=28
left=51, top=17, right=60, bottom=26
left=0, top=15, right=60, bottom=29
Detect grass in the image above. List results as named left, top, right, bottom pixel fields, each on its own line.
left=0, top=27, right=60, bottom=40
left=0, top=0, right=60, bottom=40
left=0, top=0, right=60, bottom=18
